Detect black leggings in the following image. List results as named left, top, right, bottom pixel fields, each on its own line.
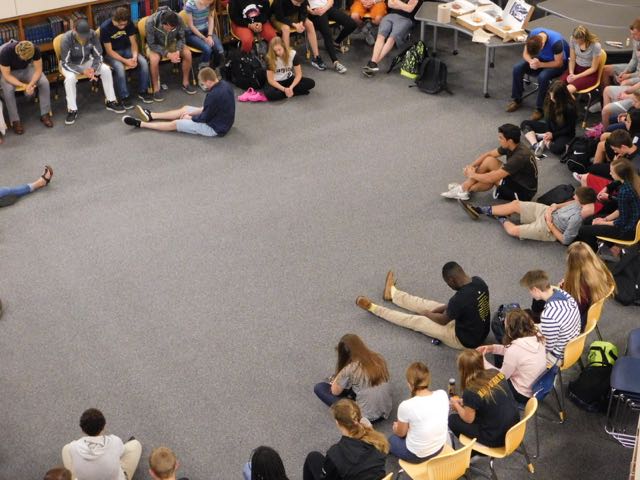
left=309, top=7, right=357, bottom=62
left=576, top=223, right=636, bottom=251
left=520, top=119, right=572, bottom=155
left=303, top=451, right=325, bottom=480
left=263, top=76, right=315, bottom=101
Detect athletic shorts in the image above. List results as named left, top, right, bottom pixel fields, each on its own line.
left=606, top=85, right=634, bottom=115
left=176, top=106, right=218, bottom=137
left=378, top=13, right=413, bottom=41
left=350, top=0, right=387, bottom=19
left=613, top=63, right=640, bottom=81
left=518, top=202, right=556, bottom=242
left=495, top=176, right=535, bottom=201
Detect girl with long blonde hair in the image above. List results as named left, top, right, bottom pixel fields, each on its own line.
left=561, top=25, right=603, bottom=94
left=263, top=36, right=315, bottom=101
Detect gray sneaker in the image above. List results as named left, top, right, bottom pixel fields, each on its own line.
left=334, top=61, right=347, bottom=74
left=153, top=90, right=165, bottom=102
left=182, top=83, right=197, bottom=95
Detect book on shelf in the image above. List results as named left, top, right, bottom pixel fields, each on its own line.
left=0, top=23, right=19, bottom=45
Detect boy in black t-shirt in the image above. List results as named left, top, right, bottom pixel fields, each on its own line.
left=100, top=7, right=152, bottom=108
left=356, top=262, right=490, bottom=349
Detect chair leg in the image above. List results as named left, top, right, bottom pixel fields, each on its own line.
left=519, top=444, right=535, bottom=473
left=595, top=325, right=603, bottom=341
left=556, top=371, right=566, bottom=422
left=533, top=411, right=539, bottom=458
left=489, top=458, right=498, bottom=480
left=582, top=92, right=592, bottom=128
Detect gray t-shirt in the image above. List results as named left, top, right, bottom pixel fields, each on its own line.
left=569, top=37, right=602, bottom=68
left=336, top=361, right=393, bottom=421
left=552, top=202, right=583, bottom=245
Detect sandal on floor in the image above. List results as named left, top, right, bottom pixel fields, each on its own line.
left=41, top=165, right=53, bottom=185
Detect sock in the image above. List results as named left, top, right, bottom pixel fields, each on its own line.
left=390, top=285, right=397, bottom=298
left=368, top=302, right=376, bottom=313
left=478, top=206, right=492, bottom=215
left=496, top=216, right=508, bottom=224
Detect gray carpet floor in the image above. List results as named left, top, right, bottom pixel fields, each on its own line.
left=1, top=27, right=637, bottom=480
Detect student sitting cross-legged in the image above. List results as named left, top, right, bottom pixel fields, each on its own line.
left=388, top=362, right=449, bottom=463
left=149, top=446, right=190, bottom=480
left=122, top=67, right=235, bottom=137
left=356, top=263, right=490, bottom=350
left=263, top=37, right=315, bottom=101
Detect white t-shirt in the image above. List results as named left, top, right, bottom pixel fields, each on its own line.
left=272, top=49, right=298, bottom=82
left=397, top=390, right=449, bottom=457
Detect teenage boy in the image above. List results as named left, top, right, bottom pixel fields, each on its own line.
left=60, top=18, right=124, bottom=125
left=442, top=124, right=538, bottom=201
left=356, top=263, right=491, bottom=349
left=362, top=0, right=421, bottom=76
left=122, top=67, right=234, bottom=137
left=459, top=186, right=597, bottom=245
left=507, top=27, right=569, bottom=121
left=149, top=447, right=189, bottom=480
left=350, top=0, right=387, bottom=45
left=61, top=408, right=142, bottom=480
left=101, top=6, right=153, bottom=108
left=145, top=9, right=197, bottom=101
left=520, top=270, right=581, bottom=363
left=0, top=40, right=53, bottom=133
left=586, top=129, right=640, bottom=179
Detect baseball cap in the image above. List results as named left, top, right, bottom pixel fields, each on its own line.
left=75, top=19, right=91, bottom=38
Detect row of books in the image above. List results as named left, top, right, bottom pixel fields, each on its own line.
left=0, top=23, right=19, bottom=46
left=41, top=51, right=59, bottom=75
left=94, top=0, right=132, bottom=26
left=23, top=12, right=85, bottom=45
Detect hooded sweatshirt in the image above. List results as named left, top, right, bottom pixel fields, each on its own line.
left=486, top=336, right=547, bottom=398
left=321, top=436, right=386, bottom=480
left=145, top=10, right=186, bottom=55
left=60, top=29, right=103, bottom=74
left=68, top=435, right=126, bottom=480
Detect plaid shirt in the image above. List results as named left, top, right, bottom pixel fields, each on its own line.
left=614, top=183, right=640, bottom=232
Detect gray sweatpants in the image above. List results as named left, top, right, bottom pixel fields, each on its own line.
left=0, top=65, right=51, bottom=122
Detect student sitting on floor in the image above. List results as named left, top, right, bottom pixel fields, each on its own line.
left=478, top=309, right=546, bottom=405
left=362, top=0, right=421, bottom=76
left=520, top=80, right=576, bottom=158
left=520, top=270, right=581, bottom=364
left=123, top=67, right=235, bottom=137
left=560, top=25, right=603, bottom=96
left=388, top=362, right=449, bottom=463
left=0, top=165, right=53, bottom=208
left=586, top=109, right=640, bottom=169
left=306, top=0, right=355, bottom=74
left=459, top=186, right=597, bottom=245
left=242, top=446, right=289, bottom=480
left=442, top=124, right=538, bottom=201
left=149, top=446, right=189, bottom=480
left=44, top=468, right=71, bottom=480
left=145, top=9, right=197, bottom=101
left=60, top=19, right=124, bottom=125
left=229, top=0, right=277, bottom=53
left=449, top=349, right=520, bottom=448
left=263, top=37, right=315, bottom=101
left=506, top=27, right=569, bottom=121
left=184, top=0, right=225, bottom=70
left=355, top=263, right=490, bottom=350
left=62, top=408, right=142, bottom=480
left=271, top=0, right=327, bottom=71
left=303, top=399, right=389, bottom=480
left=313, top=333, right=392, bottom=422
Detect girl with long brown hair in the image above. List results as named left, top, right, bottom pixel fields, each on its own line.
left=449, top=350, right=520, bottom=448
left=478, top=309, right=547, bottom=404
left=303, top=399, right=389, bottom=480
left=313, top=334, right=392, bottom=421
left=388, top=363, right=449, bottom=463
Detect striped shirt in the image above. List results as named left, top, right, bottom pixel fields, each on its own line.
left=540, top=288, right=581, bottom=360
left=185, top=0, right=212, bottom=31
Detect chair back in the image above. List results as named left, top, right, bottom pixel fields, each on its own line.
left=503, top=398, right=537, bottom=456
left=138, top=17, right=148, bottom=47
left=52, top=33, right=64, bottom=61
left=532, top=364, right=560, bottom=400
left=562, top=321, right=597, bottom=371
left=424, top=440, right=475, bottom=480
left=585, top=284, right=615, bottom=333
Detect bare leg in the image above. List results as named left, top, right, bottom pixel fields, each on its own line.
left=488, top=199, right=521, bottom=217
left=461, top=155, right=503, bottom=193
left=181, top=47, right=193, bottom=86
left=372, top=36, right=395, bottom=63
left=567, top=83, right=576, bottom=95
left=524, top=131, right=537, bottom=145
left=304, top=20, right=320, bottom=57
left=151, top=105, right=192, bottom=121
left=140, top=120, right=178, bottom=132
left=281, top=25, right=292, bottom=49
left=502, top=221, right=521, bottom=238
left=149, top=51, right=161, bottom=93
left=593, top=140, right=607, bottom=163
left=580, top=173, right=589, bottom=187
left=370, top=35, right=385, bottom=62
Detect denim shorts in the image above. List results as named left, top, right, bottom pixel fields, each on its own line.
left=176, top=106, right=218, bottom=137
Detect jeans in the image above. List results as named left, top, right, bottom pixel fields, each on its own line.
left=186, top=28, right=224, bottom=64
left=313, top=382, right=354, bottom=407
left=242, top=461, right=251, bottom=480
left=512, top=60, right=567, bottom=110
left=0, top=184, right=31, bottom=206
left=388, top=435, right=443, bottom=463
left=105, top=49, right=150, bottom=99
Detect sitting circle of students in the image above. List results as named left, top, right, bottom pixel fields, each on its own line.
left=3, top=1, right=640, bottom=479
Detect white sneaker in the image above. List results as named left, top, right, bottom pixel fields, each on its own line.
left=572, top=172, right=583, bottom=182
left=588, top=101, right=602, bottom=113
left=448, top=182, right=460, bottom=190
left=441, top=185, right=469, bottom=200
left=534, top=141, right=545, bottom=157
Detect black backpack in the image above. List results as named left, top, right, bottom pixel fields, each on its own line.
left=414, top=55, right=451, bottom=95
left=537, top=184, right=575, bottom=205
left=222, top=49, right=266, bottom=90
left=611, top=249, right=640, bottom=306
left=567, top=341, right=618, bottom=413
left=562, top=136, right=598, bottom=173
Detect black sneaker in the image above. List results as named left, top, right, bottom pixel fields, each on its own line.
left=363, top=61, right=379, bottom=73
left=311, top=56, right=327, bottom=71
left=106, top=100, right=126, bottom=113
left=458, top=199, right=480, bottom=220
left=122, top=115, right=141, bottom=128
left=182, top=83, right=197, bottom=95
left=138, top=92, right=154, bottom=103
left=65, top=110, right=78, bottom=125
left=135, top=105, right=152, bottom=122
left=121, top=97, right=134, bottom=110
left=153, top=90, right=166, bottom=102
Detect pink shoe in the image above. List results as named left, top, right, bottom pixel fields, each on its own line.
left=585, top=123, right=604, bottom=139
left=238, top=88, right=256, bottom=102
left=249, top=90, right=268, bottom=102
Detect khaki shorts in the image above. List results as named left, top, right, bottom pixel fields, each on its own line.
left=518, top=202, right=556, bottom=242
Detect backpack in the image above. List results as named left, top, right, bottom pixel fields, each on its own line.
left=399, top=40, right=427, bottom=80
left=561, top=136, right=598, bottom=173
left=415, top=55, right=451, bottom=94
left=536, top=184, right=575, bottom=205
left=386, top=43, right=415, bottom=74
left=222, top=49, right=266, bottom=90
left=568, top=340, right=618, bottom=412
left=611, top=249, right=640, bottom=306
left=587, top=341, right=619, bottom=366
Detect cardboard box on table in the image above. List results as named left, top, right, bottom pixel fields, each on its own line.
left=456, top=2, right=502, bottom=31
left=484, top=0, right=534, bottom=39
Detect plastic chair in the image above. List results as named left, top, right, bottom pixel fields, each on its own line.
left=381, top=473, right=394, bottom=480
left=524, top=363, right=562, bottom=457
left=627, top=328, right=640, bottom=358
left=399, top=441, right=475, bottom=480
left=52, top=33, right=100, bottom=100
left=605, top=356, right=640, bottom=448
left=459, top=398, right=537, bottom=480
left=596, top=220, right=640, bottom=248
left=584, top=284, right=615, bottom=341
left=577, top=49, right=607, bottom=128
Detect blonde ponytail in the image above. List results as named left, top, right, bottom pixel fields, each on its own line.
left=331, top=399, right=390, bottom=454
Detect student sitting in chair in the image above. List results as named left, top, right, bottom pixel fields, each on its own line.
left=229, top=0, right=277, bottom=53
left=306, top=0, right=355, bottom=74
left=560, top=25, right=603, bottom=96
left=123, top=67, right=234, bottom=137
left=183, top=0, right=225, bottom=70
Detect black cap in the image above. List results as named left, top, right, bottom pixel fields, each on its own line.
left=75, top=19, right=91, bottom=38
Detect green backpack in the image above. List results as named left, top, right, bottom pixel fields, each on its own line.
left=587, top=341, right=618, bottom=366
left=400, top=41, right=427, bottom=80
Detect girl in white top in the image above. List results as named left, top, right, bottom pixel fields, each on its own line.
left=388, top=362, right=449, bottom=463
left=263, top=37, right=315, bottom=101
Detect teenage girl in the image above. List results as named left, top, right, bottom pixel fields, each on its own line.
left=263, top=37, right=315, bottom=101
